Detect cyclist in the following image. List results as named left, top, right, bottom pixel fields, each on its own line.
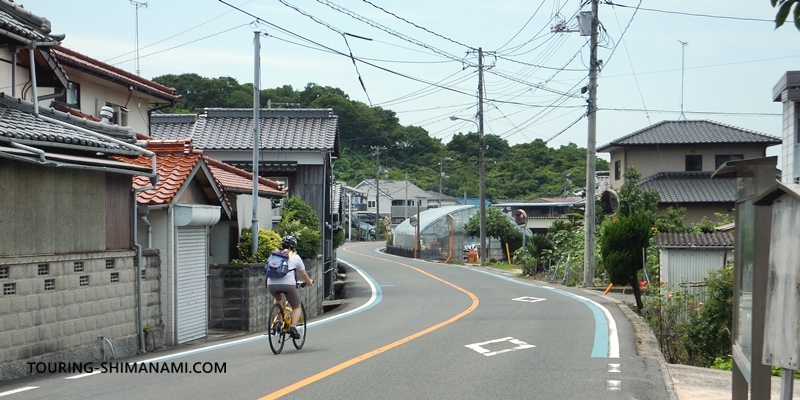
left=267, top=235, right=313, bottom=339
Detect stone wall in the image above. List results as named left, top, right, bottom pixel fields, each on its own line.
left=209, top=257, right=323, bottom=332
left=0, top=251, right=141, bottom=380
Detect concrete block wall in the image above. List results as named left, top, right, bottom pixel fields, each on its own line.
left=782, top=100, right=797, bottom=183
left=140, top=249, right=165, bottom=352
left=208, top=257, right=323, bottom=333
left=0, top=251, right=139, bottom=380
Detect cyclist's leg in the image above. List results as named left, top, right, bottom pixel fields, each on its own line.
left=284, top=288, right=302, bottom=336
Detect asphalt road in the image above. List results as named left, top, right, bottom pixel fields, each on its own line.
left=0, top=242, right=670, bottom=399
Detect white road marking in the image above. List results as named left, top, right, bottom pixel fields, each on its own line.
left=608, top=363, right=621, bottom=373
left=607, top=380, right=622, bottom=391
left=512, top=296, right=546, bottom=303
left=465, top=337, right=535, bottom=356
left=65, top=370, right=101, bottom=380
left=0, top=387, right=38, bottom=397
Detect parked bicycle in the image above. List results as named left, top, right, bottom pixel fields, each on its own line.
left=268, top=282, right=307, bottom=354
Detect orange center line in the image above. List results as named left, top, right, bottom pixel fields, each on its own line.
left=259, top=247, right=479, bottom=400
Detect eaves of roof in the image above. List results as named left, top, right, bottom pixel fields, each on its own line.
left=656, top=232, right=735, bottom=248
left=0, top=93, right=140, bottom=155
left=50, top=46, right=180, bottom=102
left=0, top=2, right=63, bottom=44
left=203, top=156, right=286, bottom=197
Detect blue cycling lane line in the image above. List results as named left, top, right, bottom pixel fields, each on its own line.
left=65, top=261, right=382, bottom=379
left=377, top=248, right=620, bottom=359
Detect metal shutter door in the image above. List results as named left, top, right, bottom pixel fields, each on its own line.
left=176, top=227, right=207, bottom=343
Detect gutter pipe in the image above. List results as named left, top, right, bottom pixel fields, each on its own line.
left=132, top=186, right=154, bottom=353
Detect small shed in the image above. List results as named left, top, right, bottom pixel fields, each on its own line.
left=656, top=232, right=735, bottom=293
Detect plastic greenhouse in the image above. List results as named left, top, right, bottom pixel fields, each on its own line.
left=387, top=205, right=482, bottom=261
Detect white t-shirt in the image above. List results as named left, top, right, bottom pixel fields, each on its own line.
left=267, top=252, right=305, bottom=286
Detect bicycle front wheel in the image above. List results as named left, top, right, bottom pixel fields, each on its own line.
left=292, top=302, right=307, bottom=350
left=268, top=304, right=285, bottom=354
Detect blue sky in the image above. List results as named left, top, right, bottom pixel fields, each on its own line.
left=25, top=0, right=800, bottom=163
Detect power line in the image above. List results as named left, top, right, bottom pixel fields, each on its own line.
left=599, top=108, right=781, bottom=116
left=604, top=1, right=774, bottom=22
left=359, top=0, right=474, bottom=50
left=494, top=1, right=547, bottom=52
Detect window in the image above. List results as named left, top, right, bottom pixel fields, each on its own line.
left=407, top=200, right=415, bottom=206
left=38, top=264, right=49, bottom=275
left=110, top=272, right=119, bottom=283
left=614, top=160, right=621, bottom=180
left=3, top=282, right=15, bottom=296
left=391, top=200, right=404, bottom=206
left=368, top=201, right=376, bottom=208
left=0, top=266, right=8, bottom=279
left=79, top=275, right=90, bottom=287
left=105, top=259, right=115, bottom=270
left=44, top=279, right=55, bottom=291
left=685, top=155, right=702, bottom=171
left=74, top=261, right=84, bottom=273
left=715, top=154, right=743, bottom=169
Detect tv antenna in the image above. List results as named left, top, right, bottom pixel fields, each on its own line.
left=130, top=1, right=148, bottom=76
left=678, top=40, right=688, bottom=120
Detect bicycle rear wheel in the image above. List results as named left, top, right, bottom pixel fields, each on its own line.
left=268, top=304, right=285, bottom=354
left=292, top=302, right=307, bottom=350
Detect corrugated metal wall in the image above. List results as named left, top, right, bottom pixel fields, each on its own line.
left=661, top=247, right=731, bottom=294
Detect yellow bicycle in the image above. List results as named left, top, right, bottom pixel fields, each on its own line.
left=268, top=282, right=307, bottom=354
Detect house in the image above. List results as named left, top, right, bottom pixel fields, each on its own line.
left=494, top=197, right=582, bottom=234
left=150, top=108, right=340, bottom=300
left=44, top=45, right=180, bottom=134
left=426, top=190, right=461, bottom=209
left=353, top=179, right=431, bottom=225
left=773, top=71, right=800, bottom=184
left=0, top=1, right=167, bottom=379
left=203, top=156, right=286, bottom=264
left=598, top=120, right=781, bottom=223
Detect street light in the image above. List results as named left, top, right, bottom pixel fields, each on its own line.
left=450, top=115, right=486, bottom=265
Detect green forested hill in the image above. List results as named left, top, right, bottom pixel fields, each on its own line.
left=153, top=73, right=608, bottom=200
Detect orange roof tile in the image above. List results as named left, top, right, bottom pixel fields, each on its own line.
left=204, top=156, right=286, bottom=197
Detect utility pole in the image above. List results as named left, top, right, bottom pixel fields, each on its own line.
left=583, top=0, right=599, bottom=286
left=438, top=157, right=451, bottom=208
left=478, top=47, right=487, bottom=266
left=405, top=172, right=409, bottom=220
left=371, top=146, right=386, bottom=233
left=678, top=40, right=688, bottom=121
left=251, top=31, right=261, bottom=255
left=129, top=1, right=147, bottom=76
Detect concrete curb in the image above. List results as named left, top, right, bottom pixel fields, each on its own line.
left=601, top=293, right=679, bottom=400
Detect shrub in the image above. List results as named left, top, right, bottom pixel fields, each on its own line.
left=682, top=264, right=733, bottom=367
left=277, top=196, right=321, bottom=260
left=234, top=228, right=282, bottom=263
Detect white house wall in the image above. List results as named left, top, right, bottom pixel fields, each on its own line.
left=209, top=220, right=236, bottom=265
left=235, top=194, right=273, bottom=236
left=0, top=48, right=28, bottom=98
left=202, top=150, right=325, bottom=166
left=781, top=101, right=798, bottom=183
left=139, top=208, right=178, bottom=345
left=609, top=145, right=767, bottom=189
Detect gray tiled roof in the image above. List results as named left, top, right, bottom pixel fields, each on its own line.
left=638, top=171, right=735, bottom=203
left=150, top=113, right=198, bottom=140
left=656, top=232, right=735, bottom=248
left=0, top=2, right=60, bottom=43
left=598, top=120, right=781, bottom=151
left=150, top=109, right=339, bottom=152
left=357, top=179, right=430, bottom=200
left=0, top=94, right=140, bottom=155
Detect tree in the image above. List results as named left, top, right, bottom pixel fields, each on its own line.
left=600, top=211, right=653, bottom=310
left=617, top=166, right=659, bottom=218
left=772, top=0, right=800, bottom=30
left=464, top=207, right=520, bottom=261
